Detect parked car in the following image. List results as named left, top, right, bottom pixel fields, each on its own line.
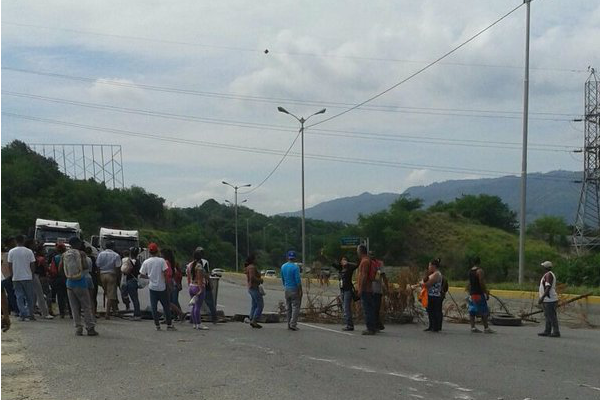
left=264, top=270, right=277, bottom=278
left=211, top=268, right=225, bottom=277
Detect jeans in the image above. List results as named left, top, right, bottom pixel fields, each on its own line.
left=149, top=289, right=172, bottom=326
left=361, top=291, right=377, bottom=332
left=342, top=290, right=354, bottom=328
left=67, top=287, right=95, bottom=330
left=51, top=277, right=69, bottom=317
left=248, top=288, right=264, bottom=322
left=542, top=301, right=560, bottom=334
left=204, top=287, right=218, bottom=321
left=373, top=292, right=384, bottom=329
left=3, top=277, right=19, bottom=313
left=427, top=296, right=444, bottom=331
left=14, top=280, right=36, bottom=318
left=285, top=288, right=302, bottom=328
left=33, top=275, right=49, bottom=317
left=169, top=285, right=181, bottom=311
left=125, top=279, right=141, bottom=317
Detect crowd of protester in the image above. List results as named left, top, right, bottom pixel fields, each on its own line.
left=1, top=236, right=561, bottom=339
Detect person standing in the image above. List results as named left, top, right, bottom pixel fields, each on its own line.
left=33, top=247, right=53, bottom=319
left=85, top=246, right=100, bottom=317
left=2, top=237, right=19, bottom=315
left=538, top=261, right=560, bottom=338
left=121, top=248, right=141, bottom=320
left=96, top=241, right=121, bottom=319
left=188, top=256, right=208, bottom=330
left=422, top=258, right=444, bottom=333
left=62, top=237, right=98, bottom=336
left=281, top=251, right=302, bottom=331
left=195, top=247, right=218, bottom=323
left=139, top=243, right=176, bottom=331
left=7, top=235, right=37, bottom=321
left=467, top=257, right=494, bottom=334
left=370, top=253, right=389, bottom=332
left=356, top=244, right=377, bottom=335
left=49, top=243, right=70, bottom=318
left=245, top=253, right=263, bottom=329
left=332, top=257, right=358, bottom=331
left=162, top=249, right=185, bottom=322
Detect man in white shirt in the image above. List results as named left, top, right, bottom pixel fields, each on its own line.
left=96, top=241, right=121, bottom=319
left=7, top=235, right=36, bottom=321
left=139, top=243, right=175, bottom=331
left=538, top=261, right=560, bottom=338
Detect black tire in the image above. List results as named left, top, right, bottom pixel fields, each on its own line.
left=491, top=313, right=522, bottom=326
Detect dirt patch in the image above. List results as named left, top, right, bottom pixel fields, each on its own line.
left=1, top=330, right=52, bottom=400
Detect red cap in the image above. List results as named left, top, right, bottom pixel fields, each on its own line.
left=148, top=243, right=159, bottom=253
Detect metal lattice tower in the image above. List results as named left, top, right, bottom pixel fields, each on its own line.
left=28, top=143, right=125, bottom=189
left=573, top=69, right=600, bottom=253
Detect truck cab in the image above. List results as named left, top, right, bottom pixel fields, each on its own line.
left=94, top=228, right=140, bottom=255
left=35, top=219, right=81, bottom=244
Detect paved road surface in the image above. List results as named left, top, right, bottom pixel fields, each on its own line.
left=2, top=277, right=600, bottom=400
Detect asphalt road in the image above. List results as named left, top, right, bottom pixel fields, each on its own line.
left=2, top=278, right=600, bottom=400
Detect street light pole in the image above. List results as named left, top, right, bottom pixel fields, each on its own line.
left=223, top=181, right=251, bottom=273
left=277, top=107, right=326, bottom=269
left=518, top=0, right=531, bottom=285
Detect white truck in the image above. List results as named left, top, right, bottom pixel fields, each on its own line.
left=35, top=218, right=81, bottom=244
left=92, top=228, right=140, bottom=254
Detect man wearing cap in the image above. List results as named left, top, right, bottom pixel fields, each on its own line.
left=538, top=261, right=560, bottom=337
left=139, top=243, right=176, bottom=331
left=281, top=251, right=302, bottom=331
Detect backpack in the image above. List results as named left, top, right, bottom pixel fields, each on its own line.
left=62, top=249, right=84, bottom=280
left=368, top=258, right=381, bottom=282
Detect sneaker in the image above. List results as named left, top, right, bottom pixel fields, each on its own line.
left=250, top=322, right=263, bottom=329
left=484, top=328, right=495, bottom=334
left=288, top=326, right=299, bottom=331
left=423, top=328, right=432, bottom=332
left=29, top=316, right=37, bottom=321
left=198, top=325, right=209, bottom=331
left=471, top=327, right=482, bottom=333
left=19, top=316, right=27, bottom=322
left=361, top=330, right=376, bottom=336
left=378, top=325, right=385, bottom=331
left=155, top=325, right=161, bottom=331
left=166, top=325, right=177, bottom=331
left=550, top=332, right=561, bottom=338
left=538, top=332, right=550, bottom=337
left=87, top=328, right=99, bottom=336
left=132, top=316, right=141, bottom=321
left=342, top=326, right=354, bottom=332
left=75, top=329, right=83, bottom=336
left=44, top=315, right=54, bottom=320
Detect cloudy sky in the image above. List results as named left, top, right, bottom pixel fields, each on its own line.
left=2, top=0, right=599, bottom=215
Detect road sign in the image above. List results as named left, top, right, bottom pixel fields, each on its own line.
left=340, top=236, right=361, bottom=249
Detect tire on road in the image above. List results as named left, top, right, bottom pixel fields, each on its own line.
left=491, top=313, right=522, bottom=326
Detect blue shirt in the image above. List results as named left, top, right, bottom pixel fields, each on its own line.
left=281, top=262, right=301, bottom=290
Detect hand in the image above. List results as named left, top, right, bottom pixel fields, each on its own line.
left=538, top=298, right=544, bottom=305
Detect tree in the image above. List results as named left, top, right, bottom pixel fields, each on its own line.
left=527, top=216, right=570, bottom=247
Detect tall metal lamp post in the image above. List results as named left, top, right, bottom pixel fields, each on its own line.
left=223, top=181, right=250, bottom=272
left=277, top=107, right=326, bottom=269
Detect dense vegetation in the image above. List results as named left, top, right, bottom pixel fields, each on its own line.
left=2, top=141, right=598, bottom=287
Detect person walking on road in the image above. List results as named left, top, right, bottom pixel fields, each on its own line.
left=162, top=249, right=185, bottom=322
left=121, top=248, right=142, bottom=320
left=245, top=253, right=264, bottom=329
left=2, top=237, right=19, bottom=316
left=7, top=235, right=37, bottom=321
left=96, top=241, right=121, bottom=319
left=33, top=247, right=53, bottom=319
left=538, top=261, right=560, bottom=338
left=281, top=251, right=302, bottom=331
left=62, top=237, right=98, bottom=336
left=332, top=256, right=358, bottom=331
left=467, top=257, right=494, bottom=334
left=192, top=247, right=218, bottom=323
left=356, top=244, right=377, bottom=335
left=188, top=255, right=208, bottom=330
left=139, top=243, right=176, bottom=331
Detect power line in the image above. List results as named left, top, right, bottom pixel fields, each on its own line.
left=1, top=67, right=577, bottom=121
left=2, top=21, right=587, bottom=73
left=307, top=2, right=526, bottom=129
left=1, top=111, right=578, bottom=183
left=2, top=90, right=578, bottom=152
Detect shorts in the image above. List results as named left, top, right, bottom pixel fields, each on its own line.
left=468, top=294, right=489, bottom=317
left=99, top=273, right=118, bottom=301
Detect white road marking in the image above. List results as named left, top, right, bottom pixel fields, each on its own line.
left=580, top=383, right=600, bottom=391
left=297, top=322, right=354, bottom=336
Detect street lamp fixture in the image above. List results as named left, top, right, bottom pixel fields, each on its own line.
left=276, top=106, right=327, bottom=269
left=222, top=181, right=251, bottom=272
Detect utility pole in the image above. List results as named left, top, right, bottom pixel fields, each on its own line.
left=223, top=181, right=251, bottom=273
left=518, top=0, right=531, bottom=285
left=277, top=107, right=326, bottom=269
